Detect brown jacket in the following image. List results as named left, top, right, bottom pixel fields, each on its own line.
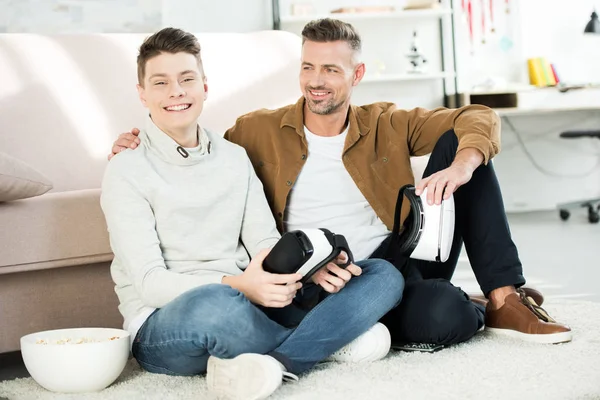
left=224, top=97, right=501, bottom=233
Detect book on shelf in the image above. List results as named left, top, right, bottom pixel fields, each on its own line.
left=527, top=57, right=560, bottom=87
left=330, top=6, right=395, bottom=14
left=403, top=0, right=440, bottom=9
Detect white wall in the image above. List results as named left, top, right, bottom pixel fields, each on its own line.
left=518, top=0, right=600, bottom=85
left=473, top=0, right=600, bottom=212
left=453, top=0, right=600, bottom=90
left=162, top=0, right=273, bottom=33
left=0, top=0, right=272, bottom=33
left=3, top=0, right=599, bottom=82
left=0, top=0, right=163, bottom=33
left=2, top=0, right=600, bottom=211
left=452, top=0, right=525, bottom=90
left=494, top=107, right=600, bottom=213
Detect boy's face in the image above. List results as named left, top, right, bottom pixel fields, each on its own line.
left=137, top=51, right=207, bottom=132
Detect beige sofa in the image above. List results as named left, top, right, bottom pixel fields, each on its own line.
left=0, top=30, right=429, bottom=354
left=0, top=30, right=303, bottom=353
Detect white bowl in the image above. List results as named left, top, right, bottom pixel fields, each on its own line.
left=20, top=327, right=130, bottom=393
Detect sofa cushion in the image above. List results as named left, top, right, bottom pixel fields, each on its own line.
left=0, top=189, right=113, bottom=273
left=0, top=151, right=53, bottom=202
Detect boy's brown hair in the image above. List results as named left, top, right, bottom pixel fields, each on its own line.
left=137, top=27, right=204, bottom=85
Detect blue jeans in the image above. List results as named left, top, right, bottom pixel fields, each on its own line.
left=132, top=258, right=404, bottom=375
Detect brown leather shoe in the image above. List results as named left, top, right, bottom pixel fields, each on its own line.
left=485, top=290, right=572, bottom=344
left=470, top=287, right=544, bottom=308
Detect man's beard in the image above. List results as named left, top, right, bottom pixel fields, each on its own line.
left=305, top=92, right=344, bottom=115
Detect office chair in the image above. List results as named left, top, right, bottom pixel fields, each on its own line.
left=557, top=130, right=600, bottom=223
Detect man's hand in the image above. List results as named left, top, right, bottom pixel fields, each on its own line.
left=108, top=128, right=141, bottom=160
left=311, top=252, right=362, bottom=294
left=223, top=248, right=302, bottom=308
left=415, top=148, right=484, bottom=205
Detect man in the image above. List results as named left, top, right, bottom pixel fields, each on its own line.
left=111, top=19, right=572, bottom=346
left=102, top=27, right=404, bottom=400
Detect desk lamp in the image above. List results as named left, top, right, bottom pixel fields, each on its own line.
left=584, top=10, right=600, bottom=33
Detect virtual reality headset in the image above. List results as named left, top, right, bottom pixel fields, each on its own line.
left=391, top=184, right=455, bottom=263
left=263, top=228, right=353, bottom=283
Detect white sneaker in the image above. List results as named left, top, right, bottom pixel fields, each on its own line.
left=326, top=322, right=391, bottom=363
left=206, top=353, right=297, bottom=400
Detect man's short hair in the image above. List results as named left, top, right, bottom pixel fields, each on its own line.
left=301, top=18, right=362, bottom=53
left=137, top=27, right=204, bottom=85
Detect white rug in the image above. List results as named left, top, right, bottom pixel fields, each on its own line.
left=2, top=300, right=600, bottom=400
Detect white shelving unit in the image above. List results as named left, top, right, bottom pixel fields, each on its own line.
left=271, top=0, right=459, bottom=108
left=362, top=71, right=456, bottom=83
left=280, top=8, right=452, bottom=24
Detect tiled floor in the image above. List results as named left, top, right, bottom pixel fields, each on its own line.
left=1, top=210, right=598, bottom=383
left=452, top=209, right=600, bottom=303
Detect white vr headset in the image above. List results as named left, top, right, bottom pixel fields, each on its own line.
left=262, top=228, right=353, bottom=283
left=261, top=184, right=454, bottom=275
left=391, top=184, right=455, bottom=263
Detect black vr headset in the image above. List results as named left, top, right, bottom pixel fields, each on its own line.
left=263, top=228, right=354, bottom=283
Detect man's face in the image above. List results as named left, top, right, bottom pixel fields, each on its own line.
left=300, top=40, right=362, bottom=116
left=137, top=52, right=207, bottom=132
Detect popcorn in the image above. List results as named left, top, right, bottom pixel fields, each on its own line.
left=35, top=336, right=120, bottom=345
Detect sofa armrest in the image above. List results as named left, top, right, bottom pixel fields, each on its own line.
left=0, top=189, right=113, bottom=274
left=411, top=155, right=430, bottom=184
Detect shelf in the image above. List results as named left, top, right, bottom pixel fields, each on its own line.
left=361, top=72, right=455, bottom=83
left=280, top=8, right=452, bottom=24
left=495, top=105, right=600, bottom=117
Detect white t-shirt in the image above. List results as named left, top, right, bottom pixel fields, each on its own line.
left=284, top=126, right=391, bottom=261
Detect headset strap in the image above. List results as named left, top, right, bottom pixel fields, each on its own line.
left=333, top=234, right=354, bottom=266
left=319, top=228, right=354, bottom=266
left=392, top=184, right=415, bottom=237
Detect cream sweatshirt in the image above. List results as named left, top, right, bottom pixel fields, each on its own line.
left=101, top=116, right=280, bottom=340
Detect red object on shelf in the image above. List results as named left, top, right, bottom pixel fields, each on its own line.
left=490, top=0, right=495, bottom=32
left=481, top=0, right=486, bottom=42
left=468, top=0, right=473, bottom=51
left=550, top=64, right=561, bottom=83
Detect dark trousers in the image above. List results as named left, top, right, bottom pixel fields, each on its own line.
left=371, top=129, right=526, bottom=346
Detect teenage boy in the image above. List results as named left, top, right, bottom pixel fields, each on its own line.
left=101, top=27, right=404, bottom=400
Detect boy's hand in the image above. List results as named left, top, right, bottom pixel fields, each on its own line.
left=223, top=249, right=302, bottom=308
left=311, top=252, right=361, bottom=294
left=108, top=128, right=141, bottom=160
